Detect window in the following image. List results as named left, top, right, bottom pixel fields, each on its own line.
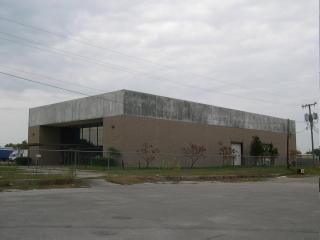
left=80, top=125, right=103, bottom=147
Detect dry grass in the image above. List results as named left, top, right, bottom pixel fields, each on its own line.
left=99, top=166, right=319, bottom=176
left=0, top=181, right=87, bottom=192
left=105, top=174, right=271, bottom=185
left=0, top=166, right=86, bottom=191
left=103, top=166, right=320, bottom=185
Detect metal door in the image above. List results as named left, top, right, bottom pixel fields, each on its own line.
left=231, top=143, right=242, bottom=166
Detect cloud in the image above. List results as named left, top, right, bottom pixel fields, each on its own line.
left=0, top=0, right=318, bottom=151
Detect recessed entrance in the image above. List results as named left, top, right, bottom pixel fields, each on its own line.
left=59, top=122, right=103, bottom=164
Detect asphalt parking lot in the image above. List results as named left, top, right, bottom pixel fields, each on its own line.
left=0, top=177, right=319, bottom=240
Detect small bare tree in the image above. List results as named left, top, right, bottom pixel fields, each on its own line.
left=137, top=143, right=160, bottom=168
left=182, top=143, right=206, bottom=168
left=219, top=145, right=236, bottom=166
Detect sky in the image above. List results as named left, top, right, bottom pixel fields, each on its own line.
left=0, top=0, right=318, bottom=152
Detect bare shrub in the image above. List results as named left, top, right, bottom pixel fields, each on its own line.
left=137, top=143, right=160, bottom=168
left=182, top=143, right=206, bottom=168
left=219, top=145, right=236, bottom=166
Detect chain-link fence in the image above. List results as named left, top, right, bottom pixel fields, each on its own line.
left=2, top=148, right=319, bottom=178
left=293, top=157, right=320, bottom=167
left=10, top=148, right=297, bottom=169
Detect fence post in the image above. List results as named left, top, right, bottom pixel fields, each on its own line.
left=161, top=156, right=163, bottom=170
left=74, top=150, right=77, bottom=177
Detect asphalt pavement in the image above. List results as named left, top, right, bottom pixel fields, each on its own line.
left=0, top=177, right=319, bottom=240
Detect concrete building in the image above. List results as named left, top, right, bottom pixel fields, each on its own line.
left=28, top=90, right=296, bottom=166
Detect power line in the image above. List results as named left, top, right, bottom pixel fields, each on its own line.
left=0, top=33, right=140, bottom=74
left=0, top=31, right=283, bottom=97
left=0, top=17, right=275, bottom=88
left=0, top=35, right=303, bottom=107
left=0, top=16, right=157, bottom=65
left=0, top=70, right=306, bottom=130
left=0, top=64, right=103, bottom=94
left=295, top=128, right=307, bottom=134
left=0, top=71, right=125, bottom=106
left=0, top=107, right=26, bottom=110
left=0, top=71, right=94, bottom=97
left=0, top=18, right=306, bottom=102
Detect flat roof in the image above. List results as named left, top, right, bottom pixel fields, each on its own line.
left=29, top=89, right=295, bottom=134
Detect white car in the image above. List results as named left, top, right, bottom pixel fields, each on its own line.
left=9, top=150, right=28, bottom=161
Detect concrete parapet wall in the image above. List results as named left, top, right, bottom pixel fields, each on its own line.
left=29, top=89, right=295, bottom=134
left=124, top=90, right=295, bottom=134
left=29, top=90, right=124, bottom=127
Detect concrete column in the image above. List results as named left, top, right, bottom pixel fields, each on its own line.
left=28, top=126, right=62, bottom=165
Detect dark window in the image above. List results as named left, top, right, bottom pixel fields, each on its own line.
left=80, top=125, right=103, bottom=147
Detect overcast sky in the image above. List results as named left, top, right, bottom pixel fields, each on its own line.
left=0, top=0, right=318, bottom=152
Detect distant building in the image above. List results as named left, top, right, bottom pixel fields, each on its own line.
left=28, top=90, right=296, bottom=166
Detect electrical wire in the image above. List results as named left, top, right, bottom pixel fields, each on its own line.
left=295, top=128, right=307, bottom=134
left=0, top=33, right=139, bottom=74
left=1, top=35, right=303, bottom=107
left=0, top=19, right=310, bottom=105
left=0, top=16, right=294, bottom=98
left=0, top=64, right=103, bottom=94
left=0, top=15, right=314, bottom=149
left=0, top=69, right=306, bottom=129
left=0, top=71, right=125, bottom=106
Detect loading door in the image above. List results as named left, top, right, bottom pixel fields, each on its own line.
left=231, top=143, right=242, bottom=166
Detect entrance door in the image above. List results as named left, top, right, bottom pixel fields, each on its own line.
left=231, top=143, right=242, bottom=166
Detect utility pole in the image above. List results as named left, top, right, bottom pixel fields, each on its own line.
left=286, top=119, right=290, bottom=169
left=302, top=102, right=317, bottom=165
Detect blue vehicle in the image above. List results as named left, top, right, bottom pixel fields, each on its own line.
left=0, top=148, right=14, bottom=161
